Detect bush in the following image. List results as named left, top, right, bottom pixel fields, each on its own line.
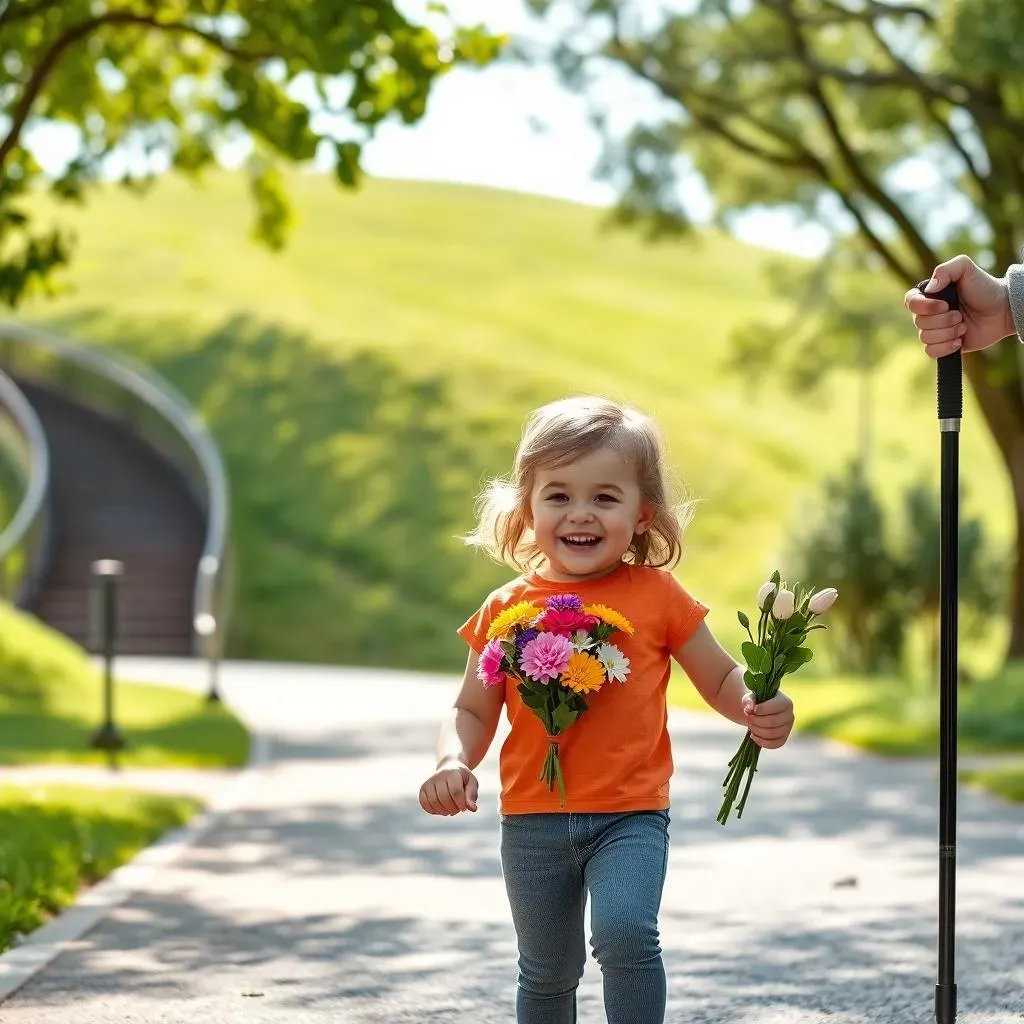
left=786, top=460, right=1005, bottom=678
left=0, top=785, right=199, bottom=953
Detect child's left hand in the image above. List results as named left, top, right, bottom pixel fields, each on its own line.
left=741, top=690, right=794, bottom=749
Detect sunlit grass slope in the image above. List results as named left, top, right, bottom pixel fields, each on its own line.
left=17, top=173, right=1012, bottom=672
left=0, top=601, right=249, bottom=767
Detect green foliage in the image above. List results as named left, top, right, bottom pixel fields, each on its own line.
left=0, top=784, right=199, bottom=953
left=785, top=459, right=1006, bottom=678
left=0, top=0, right=503, bottom=306
left=0, top=596, right=99, bottom=701
left=960, top=766, right=1024, bottom=804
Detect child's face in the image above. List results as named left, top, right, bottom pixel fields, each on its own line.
left=528, top=446, right=655, bottom=581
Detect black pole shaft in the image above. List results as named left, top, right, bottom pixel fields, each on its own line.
left=936, top=429, right=958, bottom=1024
left=89, top=560, right=126, bottom=756
left=103, top=576, right=116, bottom=728
left=919, top=279, right=962, bottom=1024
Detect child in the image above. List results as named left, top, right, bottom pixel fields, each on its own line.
left=418, top=395, right=795, bottom=1024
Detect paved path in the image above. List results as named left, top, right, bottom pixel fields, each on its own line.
left=1, top=657, right=1023, bottom=1022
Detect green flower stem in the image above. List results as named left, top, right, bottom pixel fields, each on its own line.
left=539, top=742, right=567, bottom=807
left=553, top=747, right=566, bottom=807
left=735, top=743, right=761, bottom=818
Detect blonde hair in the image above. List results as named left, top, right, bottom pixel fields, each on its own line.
left=464, top=395, right=696, bottom=572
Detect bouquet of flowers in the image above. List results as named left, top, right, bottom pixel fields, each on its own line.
left=718, top=570, right=838, bottom=826
left=477, top=593, right=633, bottom=805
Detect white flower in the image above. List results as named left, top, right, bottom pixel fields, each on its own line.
left=571, top=629, right=596, bottom=650
left=771, top=589, right=796, bottom=620
left=757, top=581, right=776, bottom=610
left=596, top=642, right=630, bottom=683
left=808, top=588, right=838, bottom=614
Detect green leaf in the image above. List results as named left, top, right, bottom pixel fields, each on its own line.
left=741, top=641, right=770, bottom=675
left=516, top=683, right=547, bottom=711
left=737, top=610, right=750, bottom=629
left=334, top=141, right=363, bottom=188
left=551, top=703, right=579, bottom=731
left=247, top=159, right=293, bottom=251
left=784, top=647, right=813, bottom=670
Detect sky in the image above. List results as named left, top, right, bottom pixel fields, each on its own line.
left=23, top=0, right=837, bottom=259
left=364, top=0, right=833, bottom=258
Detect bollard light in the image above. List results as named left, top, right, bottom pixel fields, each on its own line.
left=194, top=610, right=221, bottom=703
left=88, top=559, right=127, bottom=756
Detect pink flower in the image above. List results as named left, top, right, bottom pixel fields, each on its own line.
left=477, top=638, right=507, bottom=686
left=519, top=632, right=573, bottom=682
left=541, top=609, right=598, bottom=636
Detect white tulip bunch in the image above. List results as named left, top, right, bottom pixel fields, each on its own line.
left=718, top=570, right=838, bottom=825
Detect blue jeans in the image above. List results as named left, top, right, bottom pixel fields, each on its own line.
left=499, top=809, right=671, bottom=1024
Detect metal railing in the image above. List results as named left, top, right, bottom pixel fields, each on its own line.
left=0, top=322, right=232, bottom=686
left=0, top=367, right=50, bottom=607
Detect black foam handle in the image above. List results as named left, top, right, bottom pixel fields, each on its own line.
left=917, top=280, right=962, bottom=421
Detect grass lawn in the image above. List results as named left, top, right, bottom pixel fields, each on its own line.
left=0, top=784, right=200, bottom=953
left=16, top=174, right=1013, bottom=675
left=0, top=602, right=250, bottom=768
left=960, top=767, right=1024, bottom=803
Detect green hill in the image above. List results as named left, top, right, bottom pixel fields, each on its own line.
left=17, top=174, right=1012, bottom=672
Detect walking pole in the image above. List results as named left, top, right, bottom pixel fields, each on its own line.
left=917, top=278, right=961, bottom=1024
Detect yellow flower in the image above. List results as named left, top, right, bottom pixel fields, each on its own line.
left=583, top=603, right=634, bottom=636
left=561, top=652, right=605, bottom=694
left=486, top=601, right=542, bottom=640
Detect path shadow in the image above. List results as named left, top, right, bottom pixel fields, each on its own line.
left=3, top=690, right=1024, bottom=1023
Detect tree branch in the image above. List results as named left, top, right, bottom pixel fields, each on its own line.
left=608, top=41, right=831, bottom=175
left=0, top=10, right=277, bottom=173
left=828, top=190, right=918, bottom=282
left=815, top=0, right=934, bottom=25
left=685, top=102, right=819, bottom=171
left=744, top=53, right=971, bottom=99
left=766, top=0, right=935, bottom=272
left=670, top=95, right=919, bottom=279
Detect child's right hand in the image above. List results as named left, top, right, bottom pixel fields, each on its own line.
left=419, top=759, right=479, bottom=815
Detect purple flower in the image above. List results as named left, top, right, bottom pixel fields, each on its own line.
left=515, top=628, right=539, bottom=654
left=519, top=632, right=573, bottom=682
left=545, top=593, right=583, bottom=612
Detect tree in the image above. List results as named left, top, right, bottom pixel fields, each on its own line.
left=525, top=0, right=1024, bottom=663
left=0, top=0, right=502, bottom=306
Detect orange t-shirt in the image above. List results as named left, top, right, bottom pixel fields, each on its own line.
left=457, top=561, right=709, bottom=814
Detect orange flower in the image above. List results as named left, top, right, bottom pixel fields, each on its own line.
left=561, top=652, right=605, bottom=694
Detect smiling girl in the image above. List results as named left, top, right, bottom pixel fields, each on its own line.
left=417, top=394, right=794, bottom=1024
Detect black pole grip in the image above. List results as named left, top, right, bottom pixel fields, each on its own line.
left=917, top=280, right=962, bottom=421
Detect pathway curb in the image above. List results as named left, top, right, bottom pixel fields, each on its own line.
left=0, top=730, right=271, bottom=1004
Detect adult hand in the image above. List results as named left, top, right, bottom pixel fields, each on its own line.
left=741, top=690, right=794, bottom=750
left=904, top=254, right=1015, bottom=359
